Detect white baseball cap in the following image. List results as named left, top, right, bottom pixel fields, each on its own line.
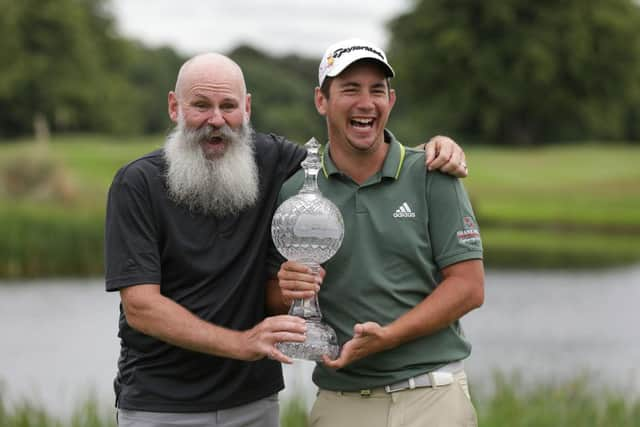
left=318, top=38, right=395, bottom=87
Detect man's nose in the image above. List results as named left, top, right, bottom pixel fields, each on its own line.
left=355, top=93, right=375, bottom=110
left=207, top=109, right=225, bottom=128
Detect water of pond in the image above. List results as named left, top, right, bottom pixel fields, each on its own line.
left=1, top=265, right=638, bottom=417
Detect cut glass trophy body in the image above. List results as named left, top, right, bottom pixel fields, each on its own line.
left=271, top=137, right=344, bottom=361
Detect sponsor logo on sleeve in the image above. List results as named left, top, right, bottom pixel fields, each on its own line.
left=457, top=216, right=481, bottom=244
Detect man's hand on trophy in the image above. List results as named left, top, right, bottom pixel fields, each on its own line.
left=240, top=315, right=307, bottom=364
left=277, top=260, right=324, bottom=303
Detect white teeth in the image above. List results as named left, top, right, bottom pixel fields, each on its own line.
left=351, top=118, right=374, bottom=127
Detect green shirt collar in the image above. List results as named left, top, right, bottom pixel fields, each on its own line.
left=321, top=129, right=406, bottom=180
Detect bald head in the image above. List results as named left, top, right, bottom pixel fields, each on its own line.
left=167, top=53, right=252, bottom=131
left=175, top=53, right=247, bottom=99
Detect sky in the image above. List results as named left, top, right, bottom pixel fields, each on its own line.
left=108, top=0, right=413, bottom=58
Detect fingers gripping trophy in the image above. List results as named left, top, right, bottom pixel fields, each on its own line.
left=271, top=138, right=343, bottom=361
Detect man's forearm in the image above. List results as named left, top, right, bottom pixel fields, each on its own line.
left=121, top=284, right=252, bottom=360
left=121, top=283, right=307, bottom=364
left=383, top=260, right=485, bottom=350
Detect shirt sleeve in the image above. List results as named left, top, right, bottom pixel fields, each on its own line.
left=274, top=134, right=307, bottom=179
left=426, top=172, right=483, bottom=269
left=104, top=167, right=162, bottom=291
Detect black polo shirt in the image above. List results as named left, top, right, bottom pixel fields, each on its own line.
left=105, top=132, right=305, bottom=412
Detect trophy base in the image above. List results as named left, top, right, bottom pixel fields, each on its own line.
left=276, top=319, right=339, bottom=361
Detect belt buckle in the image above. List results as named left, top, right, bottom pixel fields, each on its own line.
left=385, top=376, right=424, bottom=393
left=384, top=382, right=406, bottom=393
left=359, top=389, right=371, bottom=397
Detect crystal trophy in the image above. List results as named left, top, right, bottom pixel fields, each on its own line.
left=271, top=137, right=344, bottom=361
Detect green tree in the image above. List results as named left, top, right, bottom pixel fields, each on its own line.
left=0, top=0, right=163, bottom=137
left=388, top=0, right=640, bottom=144
left=230, top=45, right=324, bottom=144
left=118, top=43, right=185, bottom=135
left=0, top=1, right=27, bottom=136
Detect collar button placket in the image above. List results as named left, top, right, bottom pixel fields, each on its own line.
left=355, top=186, right=367, bottom=214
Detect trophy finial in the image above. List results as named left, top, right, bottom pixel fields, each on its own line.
left=305, top=137, right=320, bottom=150
left=301, top=137, right=321, bottom=172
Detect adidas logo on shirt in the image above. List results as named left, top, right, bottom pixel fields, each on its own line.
left=393, top=202, right=416, bottom=218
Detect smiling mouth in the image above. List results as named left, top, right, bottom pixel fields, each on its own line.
left=205, top=135, right=225, bottom=144
left=350, top=118, right=375, bottom=128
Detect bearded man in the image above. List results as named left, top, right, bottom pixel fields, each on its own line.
left=104, top=53, right=467, bottom=427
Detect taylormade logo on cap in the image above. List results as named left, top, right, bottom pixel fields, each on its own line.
left=318, top=38, right=395, bottom=86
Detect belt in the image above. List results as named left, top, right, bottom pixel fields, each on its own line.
left=364, top=361, right=463, bottom=395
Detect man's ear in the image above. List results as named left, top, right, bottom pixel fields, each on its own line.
left=315, top=87, right=327, bottom=116
left=168, top=92, right=179, bottom=123
left=389, top=88, right=397, bottom=110
left=245, top=93, right=252, bottom=121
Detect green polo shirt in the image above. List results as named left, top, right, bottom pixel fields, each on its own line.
left=269, top=130, right=483, bottom=391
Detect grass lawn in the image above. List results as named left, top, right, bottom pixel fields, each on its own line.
left=2, top=376, right=639, bottom=427
left=464, top=144, right=640, bottom=228
left=0, top=135, right=639, bottom=276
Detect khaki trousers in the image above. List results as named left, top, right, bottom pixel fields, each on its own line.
left=309, top=371, right=477, bottom=427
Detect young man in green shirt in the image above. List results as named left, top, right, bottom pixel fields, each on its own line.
left=269, top=39, right=485, bottom=427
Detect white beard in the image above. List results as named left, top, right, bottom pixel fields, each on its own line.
left=163, top=117, right=259, bottom=217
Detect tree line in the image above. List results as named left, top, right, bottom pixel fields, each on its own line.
left=1, top=0, right=639, bottom=145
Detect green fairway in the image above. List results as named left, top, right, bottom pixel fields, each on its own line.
left=464, top=145, right=640, bottom=228
left=0, top=136, right=639, bottom=277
